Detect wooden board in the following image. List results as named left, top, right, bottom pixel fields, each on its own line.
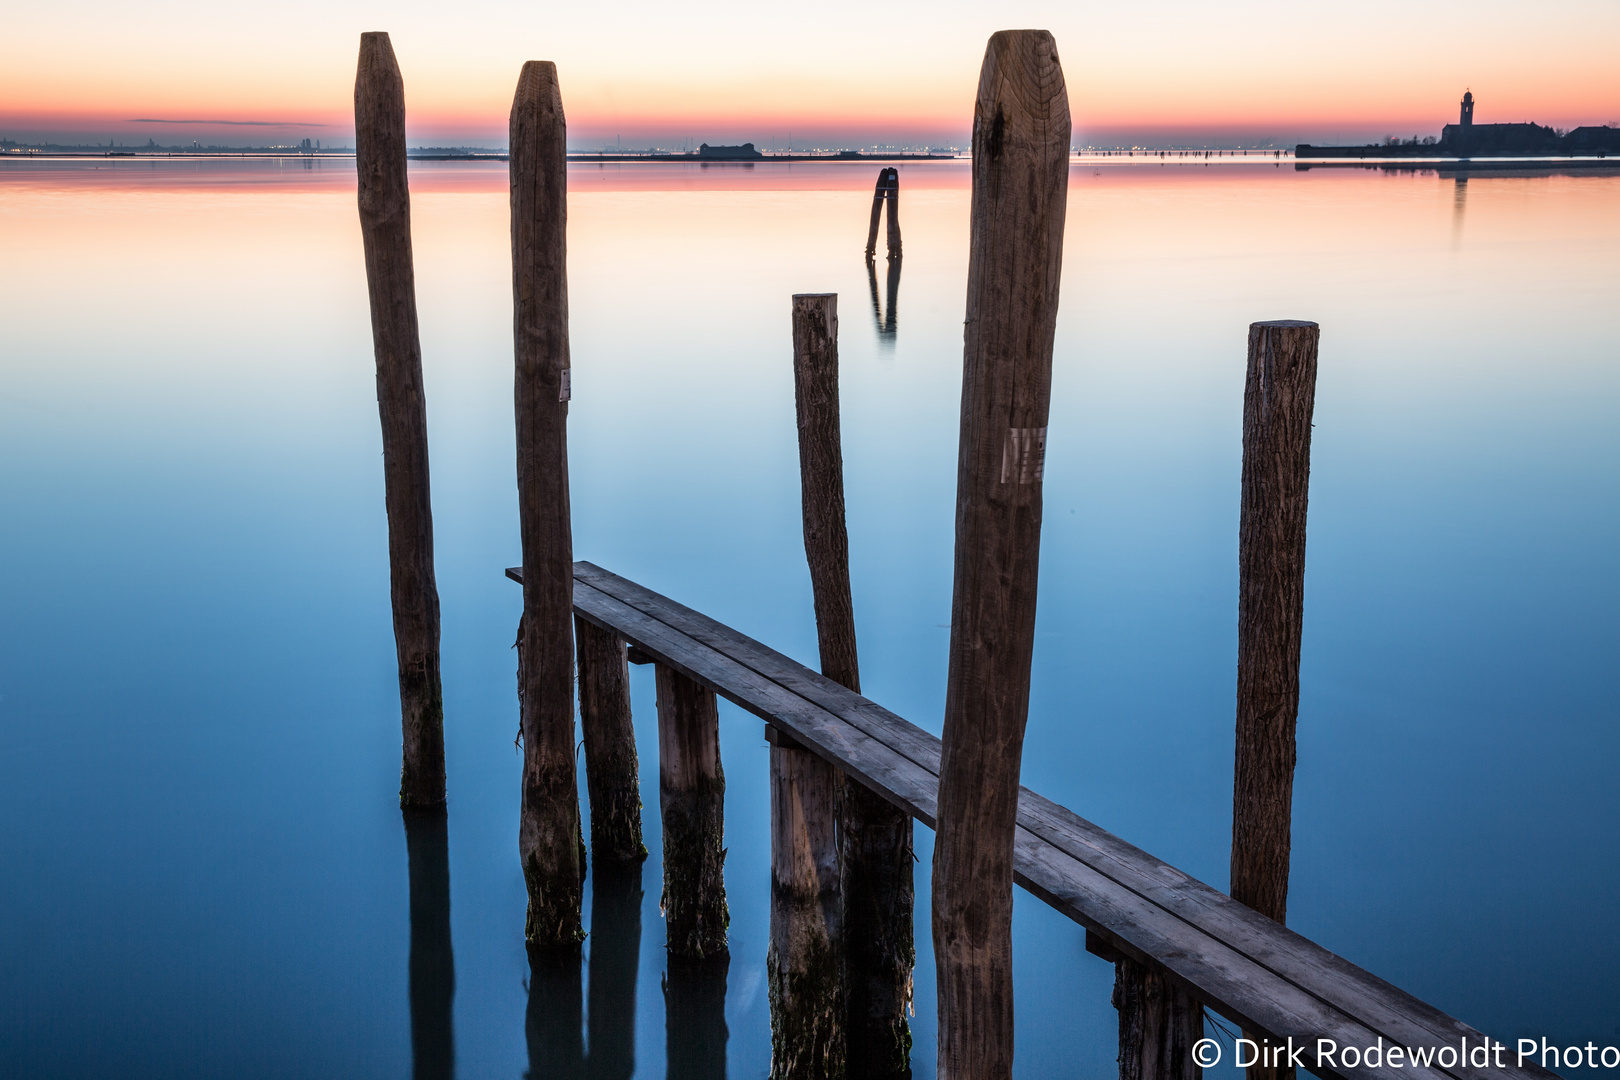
left=505, top=562, right=1555, bottom=1080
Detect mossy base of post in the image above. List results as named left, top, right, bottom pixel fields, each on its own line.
left=660, top=779, right=729, bottom=958
left=842, top=781, right=915, bottom=1080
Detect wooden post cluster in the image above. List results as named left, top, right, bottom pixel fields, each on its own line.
left=511, top=59, right=583, bottom=949
left=354, top=32, right=446, bottom=812
left=933, top=29, right=1069, bottom=1080
left=863, top=168, right=901, bottom=261
left=1231, top=319, right=1318, bottom=1080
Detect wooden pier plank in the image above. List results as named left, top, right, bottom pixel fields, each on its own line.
left=506, top=563, right=1554, bottom=1080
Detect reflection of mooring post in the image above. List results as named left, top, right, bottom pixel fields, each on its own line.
left=404, top=812, right=455, bottom=1080
left=864, top=251, right=903, bottom=338
left=863, top=168, right=901, bottom=261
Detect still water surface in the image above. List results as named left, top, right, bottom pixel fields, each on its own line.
left=1, top=157, right=1617, bottom=1078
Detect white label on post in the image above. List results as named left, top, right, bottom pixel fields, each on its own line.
left=999, top=426, right=1047, bottom=484
left=559, top=368, right=571, bottom=402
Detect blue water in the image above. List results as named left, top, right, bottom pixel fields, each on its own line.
left=1, top=157, right=1617, bottom=1078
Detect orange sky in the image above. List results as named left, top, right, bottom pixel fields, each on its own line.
left=4, top=0, right=1617, bottom=147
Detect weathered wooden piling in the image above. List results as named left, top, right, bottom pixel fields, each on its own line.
left=575, top=616, right=646, bottom=863
left=656, top=663, right=729, bottom=958
left=355, top=32, right=446, bottom=812
left=933, top=29, right=1069, bottom=1080
left=1112, top=958, right=1202, bottom=1080
left=787, top=292, right=915, bottom=1078
left=1231, top=319, right=1318, bottom=1080
left=863, top=168, right=901, bottom=261
left=511, top=59, right=583, bottom=949
left=883, top=169, right=902, bottom=259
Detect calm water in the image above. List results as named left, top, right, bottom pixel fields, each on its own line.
left=1, top=156, right=1617, bottom=1079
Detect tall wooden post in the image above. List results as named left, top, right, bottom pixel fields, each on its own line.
left=788, top=293, right=915, bottom=1078
left=1230, top=319, right=1318, bottom=1080
left=511, top=59, right=583, bottom=949
left=656, top=664, right=728, bottom=959
left=932, top=30, right=1069, bottom=1080
left=355, top=32, right=445, bottom=812
left=883, top=169, right=902, bottom=260
left=575, top=616, right=646, bottom=863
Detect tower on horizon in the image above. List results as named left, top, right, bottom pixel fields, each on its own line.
left=1460, top=90, right=1475, bottom=130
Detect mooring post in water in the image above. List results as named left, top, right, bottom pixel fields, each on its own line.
left=511, top=59, right=583, bottom=949
left=933, top=30, right=1068, bottom=1080
left=787, top=292, right=916, bottom=1078
left=769, top=293, right=848, bottom=1078
left=1110, top=953, right=1203, bottom=1080
left=1231, top=319, right=1318, bottom=1080
left=354, top=32, right=446, bottom=812
left=883, top=168, right=902, bottom=260
left=575, top=616, right=646, bottom=863
left=656, top=663, right=728, bottom=958
left=864, top=172, right=886, bottom=260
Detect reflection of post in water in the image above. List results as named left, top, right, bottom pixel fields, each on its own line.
left=404, top=811, right=456, bottom=1080
left=664, top=954, right=729, bottom=1080
left=525, top=946, right=585, bottom=1080
left=1452, top=175, right=1468, bottom=244
left=586, top=860, right=643, bottom=1080
left=865, top=256, right=902, bottom=339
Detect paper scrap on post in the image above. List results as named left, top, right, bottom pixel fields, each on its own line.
left=999, top=426, right=1047, bottom=484
left=559, top=368, right=571, bottom=402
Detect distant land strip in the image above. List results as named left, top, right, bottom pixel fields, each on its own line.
left=129, top=118, right=330, bottom=127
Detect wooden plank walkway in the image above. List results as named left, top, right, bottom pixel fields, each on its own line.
left=510, top=561, right=1554, bottom=1080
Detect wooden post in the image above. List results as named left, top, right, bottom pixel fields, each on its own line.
left=789, top=292, right=915, bottom=1078
left=587, top=859, right=643, bottom=1080
left=864, top=171, right=886, bottom=260
left=1230, top=319, right=1318, bottom=1080
left=355, top=32, right=446, bottom=812
left=575, top=616, right=646, bottom=863
left=882, top=168, right=902, bottom=260
left=404, top=811, right=455, bottom=1080
left=655, top=663, right=728, bottom=958
left=932, top=30, right=1069, bottom=1080
left=511, top=59, right=583, bottom=949
left=1112, top=958, right=1202, bottom=1080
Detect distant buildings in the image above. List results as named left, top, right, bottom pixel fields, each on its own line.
left=1299, top=91, right=1619, bottom=159
left=697, top=142, right=763, bottom=160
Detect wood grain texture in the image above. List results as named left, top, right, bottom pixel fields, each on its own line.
left=575, top=615, right=646, bottom=863
left=1230, top=320, right=1318, bottom=927
left=507, top=562, right=1557, bottom=1080
left=1114, top=957, right=1202, bottom=1080
left=1232, top=320, right=1317, bottom=1080
left=656, top=663, right=729, bottom=959
left=355, top=32, right=445, bottom=812
left=933, top=29, right=1069, bottom=1080
left=511, top=59, right=582, bottom=948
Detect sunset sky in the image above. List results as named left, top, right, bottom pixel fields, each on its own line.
left=5, top=0, right=1618, bottom=148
